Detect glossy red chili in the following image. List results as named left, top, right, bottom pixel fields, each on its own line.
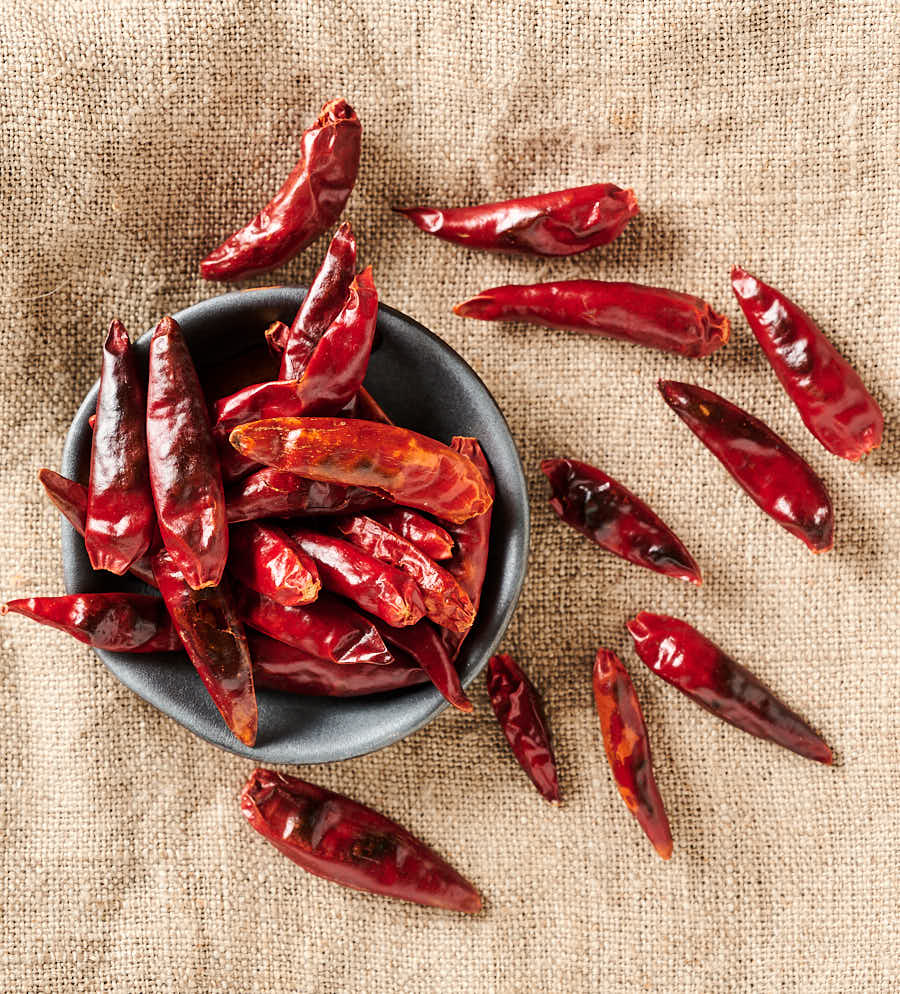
left=228, top=521, right=320, bottom=606
left=372, top=508, right=452, bottom=560
left=264, top=320, right=290, bottom=358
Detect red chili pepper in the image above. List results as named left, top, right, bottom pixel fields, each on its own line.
left=84, top=320, right=154, bottom=575
left=228, top=522, right=320, bottom=606
left=454, top=280, right=730, bottom=357
left=732, top=267, right=883, bottom=461
left=200, top=99, right=362, bottom=281
left=241, top=768, right=482, bottom=912
left=373, top=508, right=453, bottom=560
left=486, top=654, right=560, bottom=804
left=593, top=648, right=672, bottom=860
left=659, top=381, right=834, bottom=552
left=147, top=317, right=228, bottom=590
left=264, top=320, right=291, bottom=358
left=396, top=183, right=638, bottom=256
left=540, top=457, right=701, bottom=584
left=627, top=612, right=833, bottom=764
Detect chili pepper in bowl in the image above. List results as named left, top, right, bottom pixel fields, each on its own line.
left=227, top=521, right=320, bottom=606
left=372, top=508, right=453, bottom=560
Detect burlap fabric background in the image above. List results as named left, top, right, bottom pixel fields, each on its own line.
left=2, top=2, right=898, bottom=991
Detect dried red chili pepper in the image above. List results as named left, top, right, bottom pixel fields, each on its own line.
left=84, top=319, right=154, bottom=575
left=200, top=99, right=362, bottom=281
left=373, top=508, right=453, bottom=560
left=732, top=267, right=883, bottom=461
left=397, top=183, right=638, bottom=256
left=455, top=280, right=730, bottom=357
left=659, top=381, right=834, bottom=552
left=241, top=768, right=482, bottom=912
left=627, top=612, right=832, bottom=764
left=593, top=648, right=672, bottom=860
left=264, top=320, right=291, bottom=358
left=540, top=457, right=701, bottom=583
left=228, top=522, right=320, bottom=606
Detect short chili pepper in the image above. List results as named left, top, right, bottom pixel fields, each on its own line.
left=627, top=612, right=833, bottom=764
left=228, top=521, right=320, bottom=606
left=593, top=648, right=672, bottom=860
left=454, top=280, right=730, bottom=357
left=373, top=508, right=453, bottom=560
left=731, top=266, right=883, bottom=461
left=486, top=653, right=560, bottom=804
left=241, top=768, right=482, bottom=912
left=84, top=319, right=154, bottom=575
left=659, top=380, right=834, bottom=552
left=200, top=99, right=362, bottom=281
left=541, top=457, right=701, bottom=584
left=397, top=183, right=638, bottom=256
left=264, top=320, right=291, bottom=358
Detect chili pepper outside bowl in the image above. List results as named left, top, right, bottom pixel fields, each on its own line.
left=60, top=287, right=529, bottom=763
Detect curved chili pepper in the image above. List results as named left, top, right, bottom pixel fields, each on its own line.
left=593, top=648, right=672, bottom=860
left=454, top=280, right=729, bottom=357
left=396, top=183, right=638, bottom=256
left=372, top=509, right=452, bottom=560
left=228, top=522, right=320, bottom=606
left=540, top=457, right=701, bottom=583
left=659, top=381, right=834, bottom=552
left=486, top=653, right=560, bottom=804
left=241, top=768, right=482, bottom=912
left=200, top=99, right=362, bottom=281
left=627, top=612, right=833, bottom=764
left=732, top=267, right=883, bottom=461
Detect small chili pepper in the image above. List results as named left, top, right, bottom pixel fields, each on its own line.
left=540, top=457, right=701, bottom=583
left=454, top=280, right=730, bottom=357
left=659, top=381, right=834, bottom=552
left=264, top=320, right=291, bottom=358
left=241, top=768, right=482, bottom=912
left=627, top=612, right=833, bottom=764
left=200, top=99, right=362, bottom=281
left=373, top=508, right=453, bottom=560
left=396, top=183, right=638, bottom=257
left=228, top=522, right=320, bottom=606
left=84, top=319, right=154, bottom=575
left=486, top=653, right=560, bottom=804
left=146, top=316, right=228, bottom=589
left=593, top=648, right=672, bottom=860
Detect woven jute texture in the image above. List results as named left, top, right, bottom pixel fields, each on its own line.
left=2, top=2, right=898, bottom=992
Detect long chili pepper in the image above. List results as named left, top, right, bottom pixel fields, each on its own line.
left=373, top=508, right=453, bottom=560
left=732, top=267, right=883, bottom=461
left=455, top=280, right=730, bottom=357
left=396, top=183, right=638, bottom=256
left=627, top=612, right=833, bottom=764
left=200, top=99, right=362, bottom=281
left=593, top=648, right=672, bottom=860
left=241, top=768, right=482, bottom=912
left=84, top=319, right=154, bottom=574
left=486, top=653, right=560, bottom=804
left=228, top=522, right=320, bottom=606
left=540, top=457, right=701, bottom=583
left=659, top=381, right=834, bottom=552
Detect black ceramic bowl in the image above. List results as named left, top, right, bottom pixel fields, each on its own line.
left=61, top=287, right=529, bottom=764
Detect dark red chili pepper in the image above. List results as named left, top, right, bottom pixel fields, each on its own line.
left=732, top=267, right=883, bottom=461
left=659, top=380, right=834, bottom=552
left=593, top=648, right=672, bottom=860
left=627, top=612, right=833, bottom=764
left=241, top=768, right=482, bottom=912
left=396, top=183, right=638, bottom=256
left=486, top=653, right=560, bottom=804
left=200, top=99, right=362, bottom=281
left=540, top=457, right=701, bottom=583
left=454, top=280, right=730, bottom=357
left=228, top=522, right=320, bottom=606
left=373, top=508, right=453, bottom=560
left=264, top=320, right=291, bottom=358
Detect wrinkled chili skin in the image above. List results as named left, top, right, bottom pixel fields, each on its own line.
left=228, top=521, right=320, bottom=606
left=373, top=508, right=452, bottom=560
left=593, top=649, right=672, bottom=860
left=454, top=280, right=730, bottom=357
left=627, top=612, right=833, bottom=764
left=540, top=457, right=701, bottom=584
left=659, top=381, right=834, bottom=552
left=241, top=768, right=482, bottom=912
left=397, top=184, right=638, bottom=256
left=200, top=99, right=361, bottom=281
left=486, top=654, right=560, bottom=804
left=732, top=266, right=883, bottom=461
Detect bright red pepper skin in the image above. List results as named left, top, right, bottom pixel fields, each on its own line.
left=200, top=99, right=361, bottom=281
left=732, top=267, right=883, bottom=461
left=486, top=654, right=560, bottom=804
left=593, top=649, right=672, bottom=860
left=659, top=381, right=834, bottom=552
left=627, top=612, right=833, bottom=764
left=372, top=509, right=452, bottom=560
left=455, top=280, right=730, bottom=357
left=541, top=457, right=701, bottom=583
left=84, top=320, right=154, bottom=575
left=228, top=522, right=320, bottom=606
left=241, top=768, right=482, bottom=912
left=396, top=183, right=638, bottom=256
